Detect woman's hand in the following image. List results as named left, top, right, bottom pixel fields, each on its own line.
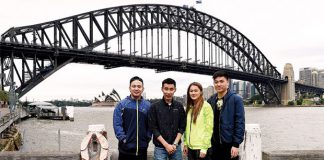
left=183, top=145, right=188, bottom=155
left=199, top=151, right=206, bottom=158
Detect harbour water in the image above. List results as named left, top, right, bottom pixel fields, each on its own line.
left=17, top=106, right=324, bottom=152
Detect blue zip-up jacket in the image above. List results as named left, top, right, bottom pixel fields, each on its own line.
left=113, top=96, right=151, bottom=155
left=207, top=90, right=245, bottom=147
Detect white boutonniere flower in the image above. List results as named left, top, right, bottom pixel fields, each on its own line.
left=217, top=99, right=223, bottom=110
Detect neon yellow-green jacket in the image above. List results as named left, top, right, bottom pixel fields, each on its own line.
left=184, top=101, right=214, bottom=154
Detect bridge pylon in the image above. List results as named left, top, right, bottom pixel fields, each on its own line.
left=281, top=63, right=295, bottom=105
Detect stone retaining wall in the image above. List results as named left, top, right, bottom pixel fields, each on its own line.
left=1, top=150, right=324, bottom=159
left=263, top=150, right=324, bottom=160
left=0, top=151, right=80, bottom=160
left=0, top=127, right=22, bottom=151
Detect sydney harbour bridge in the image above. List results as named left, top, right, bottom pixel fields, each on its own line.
left=0, top=4, right=323, bottom=108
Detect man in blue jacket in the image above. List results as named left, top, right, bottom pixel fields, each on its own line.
left=207, top=71, right=245, bottom=160
left=113, top=76, right=151, bottom=160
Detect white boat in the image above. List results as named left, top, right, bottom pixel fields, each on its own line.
left=80, top=124, right=109, bottom=160
left=27, top=101, right=59, bottom=116
left=27, top=102, right=73, bottom=120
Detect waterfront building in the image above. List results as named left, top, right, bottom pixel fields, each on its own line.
left=201, top=79, right=234, bottom=100
left=311, top=71, right=319, bottom=87
left=318, top=70, right=324, bottom=88
left=203, top=85, right=215, bottom=100
left=232, top=80, right=257, bottom=99
left=92, top=96, right=118, bottom=107
left=177, top=79, right=258, bottom=101
left=299, top=67, right=317, bottom=86
left=251, top=85, right=256, bottom=97
left=92, top=90, right=120, bottom=107
left=238, top=81, right=246, bottom=98
left=232, top=81, right=239, bottom=94
left=298, top=67, right=324, bottom=87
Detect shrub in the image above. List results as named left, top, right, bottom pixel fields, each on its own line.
left=287, top=101, right=294, bottom=106
left=257, top=100, right=262, bottom=104
left=243, top=100, right=251, bottom=105
left=296, top=98, right=303, bottom=105
left=320, top=98, right=324, bottom=104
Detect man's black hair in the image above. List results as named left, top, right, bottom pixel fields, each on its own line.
left=162, top=78, right=176, bottom=87
left=130, top=76, right=144, bottom=85
left=212, top=70, right=229, bottom=80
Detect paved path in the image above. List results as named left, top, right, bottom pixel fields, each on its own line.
left=0, top=107, right=16, bottom=134
left=0, top=107, right=10, bottom=118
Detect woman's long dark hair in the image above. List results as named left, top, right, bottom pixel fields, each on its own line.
left=186, top=82, right=204, bottom=123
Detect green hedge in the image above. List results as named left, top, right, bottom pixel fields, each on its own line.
left=296, top=98, right=303, bottom=105
left=287, top=101, right=294, bottom=106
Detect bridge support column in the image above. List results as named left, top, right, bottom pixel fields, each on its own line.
left=281, top=63, right=295, bottom=105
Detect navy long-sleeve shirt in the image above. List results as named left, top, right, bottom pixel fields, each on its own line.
left=148, top=98, right=186, bottom=148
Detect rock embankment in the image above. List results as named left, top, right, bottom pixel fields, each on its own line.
left=0, top=126, right=22, bottom=151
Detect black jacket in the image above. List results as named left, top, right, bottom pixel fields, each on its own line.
left=148, top=98, right=186, bottom=148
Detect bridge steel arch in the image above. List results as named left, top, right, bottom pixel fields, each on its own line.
left=1, top=4, right=285, bottom=104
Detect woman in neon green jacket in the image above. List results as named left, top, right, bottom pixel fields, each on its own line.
left=183, top=82, right=214, bottom=160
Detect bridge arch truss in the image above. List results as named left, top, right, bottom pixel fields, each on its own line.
left=1, top=4, right=284, bottom=104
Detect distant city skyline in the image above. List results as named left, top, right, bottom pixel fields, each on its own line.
left=1, top=0, right=323, bottom=101
left=298, top=67, right=324, bottom=88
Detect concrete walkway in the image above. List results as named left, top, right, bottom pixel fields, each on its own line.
left=0, top=107, right=10, bottom=119
left=0, top=107, right=15, bottom=134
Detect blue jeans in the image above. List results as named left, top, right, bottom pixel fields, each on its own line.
left=154, top=146, right=182, bottom=160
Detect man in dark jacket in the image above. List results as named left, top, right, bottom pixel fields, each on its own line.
left=148, top=78, right=186, bottom=160
left=113, top=76, right=151, bottom=160
left=207, top=71, right=245, bottom=160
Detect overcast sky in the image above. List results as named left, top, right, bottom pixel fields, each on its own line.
left=0, top=0, right=323, bottom=101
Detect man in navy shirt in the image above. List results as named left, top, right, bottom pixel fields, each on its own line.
left=148, top=78, right=186, bottom=160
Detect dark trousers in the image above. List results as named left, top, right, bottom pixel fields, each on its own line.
left=188, top=148, right=206, bottom=160
left=118, top=151, right=147, bottom=160
left=207, top=143, right=238, bottom=160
